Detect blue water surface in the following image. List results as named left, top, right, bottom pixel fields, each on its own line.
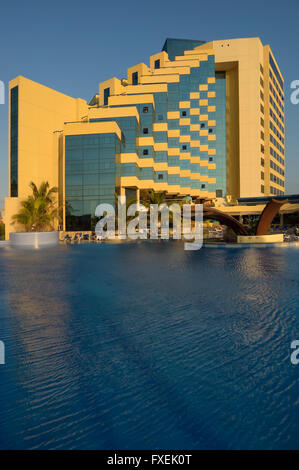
left=0, top=241, right=298, bottom=449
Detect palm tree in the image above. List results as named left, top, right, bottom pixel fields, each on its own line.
left=142, top=189, right=166, bottom=206
left=12, top=181, right=58, bottom=232
left=29, top=181, right=58, bottom=203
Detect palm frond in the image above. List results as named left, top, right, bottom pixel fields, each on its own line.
left=13, top=180, right=60, bottom=232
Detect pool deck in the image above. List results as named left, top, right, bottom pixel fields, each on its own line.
left=203, top=241, right=299, bottom=248
left=1, top=238, right=299, bottom=249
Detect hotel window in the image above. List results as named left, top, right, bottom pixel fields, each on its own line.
left=261, top=131, right=264, bottom=140
left=261, top=117, right=264, bottom=127
left=143, top=106, right=149, bottom=113
left=261, top=104, right=264, bottom=114
left=158, top=114, right=163, bottom=121
left=269, top=53, right=284, bottom=89
left=260, top=77, right=264, bottom=88
left=182, top=145, right=187, bottom=151
left=158, top=174, right=163, bottom=180
left=209, top=157, right=213, bottom=162
left=103, top=87, right=110, bottom=106
left=201, top=184, right=206, bottom=189
left=132, top=71, right=138, bottom=85
left=260, top=91, right=264, bottom=101
left=261, top=171, right=264, bottom=180
left=200, top=123, right=205, bottom=128
left=260, top=64, right=264, bottom=75
left=209, top=128, right=213, bottom=134
left=261, top=185, right=264, bottom=193
left=154, top=59, right=160, bottom=69
left=143, top=128, right=149, bottom=134
left=181, top=111, right=187, bottom=117
left=261, top=144, right=264, bottom=154
left=261, top=157, right=265, bottom=167
left=143, top=149, right=149, bottom=155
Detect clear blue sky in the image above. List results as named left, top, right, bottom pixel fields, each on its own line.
left=0, top=0, right=298, bottom=205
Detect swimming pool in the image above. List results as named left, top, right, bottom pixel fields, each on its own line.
left=0, top=242, right=298, bottom=449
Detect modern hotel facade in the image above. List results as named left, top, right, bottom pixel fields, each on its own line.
left=3, top=37, right=285, bottom=237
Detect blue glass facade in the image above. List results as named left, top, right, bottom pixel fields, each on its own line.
left=162, top=38, right=206, bottom=61
left=64, top=41, right=222, bottom=230
left=103, top=88, right=110, bottom=106
left=90, top=56, right=217, bottom=194
left=10, top=86, right=18, bottom=197
left=65, top=133, right=120, bottom=230
left=166, top=55, right=216, bottom=193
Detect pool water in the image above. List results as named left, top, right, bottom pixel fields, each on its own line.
left=0, top=242, right=298, bottom=449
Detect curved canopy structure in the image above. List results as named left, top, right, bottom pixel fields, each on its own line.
left=191, top=206, right=248, bottom=235
left=255, top=198, right=288, bottom=235
left=190, top=198, right=289, bottom=237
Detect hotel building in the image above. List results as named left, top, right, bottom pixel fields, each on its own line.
left=3, top=37, right=285, bottom=237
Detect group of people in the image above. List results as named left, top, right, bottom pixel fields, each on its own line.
left=63, top=232, right=103, bottom=243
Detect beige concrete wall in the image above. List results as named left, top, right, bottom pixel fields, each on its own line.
left=4, top=76, right=88, bottom=239
left=225, top=65, right=239, bottom=200
left=263, top=45, right=285, bottom=196
left=9, top=76, right=88, bottom=198
left=2, top=197, right=22, bottom=239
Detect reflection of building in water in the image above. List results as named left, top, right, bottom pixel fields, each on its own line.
left=0, top=340, right=5, bottom=364
left=239, top=243, right=286, bottom=279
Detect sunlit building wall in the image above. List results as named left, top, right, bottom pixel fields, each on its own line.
left=3, top=37, right=285, bottom=236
